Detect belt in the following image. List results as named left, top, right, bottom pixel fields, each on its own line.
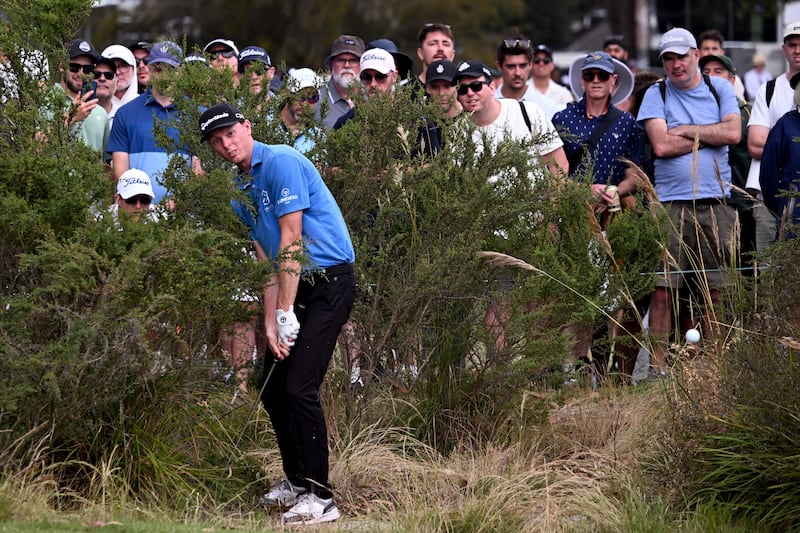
left=305, top=263, right=354, bottom=283
left=667, top=198, right=726, bottom=206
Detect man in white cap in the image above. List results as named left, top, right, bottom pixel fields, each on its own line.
left=332, top=47, right=397, bottom=129
left=745, top=21, right=800, bottom=255
left=101, top=44, right=138, bottom=119
left=111, top=168, right=156, bottom=220
left=204, top=38, right=239, bottom=76
left=280, top=68, right=321, bottom=153
left=637, top=27, right=740, bottom=376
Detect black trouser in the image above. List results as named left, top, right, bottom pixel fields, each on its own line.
left=261, top=264, right=356, bottom=500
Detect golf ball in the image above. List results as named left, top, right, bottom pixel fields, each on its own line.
left=685, top=328, right=701, bottom=344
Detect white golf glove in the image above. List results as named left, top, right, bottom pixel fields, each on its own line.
left=276, top=306, right=300, bottom=347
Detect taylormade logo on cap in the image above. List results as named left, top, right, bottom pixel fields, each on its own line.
left=200, top=111, right=244, bottom=132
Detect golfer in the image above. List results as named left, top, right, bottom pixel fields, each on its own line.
left=199, top=103, right=355, bottom=526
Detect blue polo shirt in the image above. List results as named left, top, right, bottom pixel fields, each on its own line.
left=106, top=87, right=189, bottom=203
left=232, top=142, right=354, bottom=270
left=552, top=99, right=643, bottom=185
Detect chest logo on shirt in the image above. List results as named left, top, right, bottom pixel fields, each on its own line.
left=276, top=186, right=298, bottom=206
left=261, top=190, right=272, bottom=211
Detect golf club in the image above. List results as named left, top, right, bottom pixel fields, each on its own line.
left=225, top=357, right=278, bottom=477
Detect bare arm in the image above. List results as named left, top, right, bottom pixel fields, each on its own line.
left=276, top=210, right=303, bottom=312
left=254, top=240, right=287, bottom=360
left=747, top=124, right=769, bottom=159
left=543, top=146, right=569, bottom=178
left=669, top=113, right=741, bottom=147
left=111, top=152, right=130, bottom=180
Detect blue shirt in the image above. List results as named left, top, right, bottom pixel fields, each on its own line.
left=232, top=142, right=355, bottom=270
left=760, top=109, right=800, bottom=233
left=637, top=75, right=739, bottom=201
left=552, top=99, right=644, bottom=185
left=106, top=87, right=190, bottom=203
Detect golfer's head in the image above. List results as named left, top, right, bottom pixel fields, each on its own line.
left=199, top=103, right=253, bottom=166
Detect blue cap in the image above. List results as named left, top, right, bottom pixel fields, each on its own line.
left=580, top=51, right=615, bottom=73
left=238, top=46, right=272, bottom=72
left=147, top=41, right=183, bottom=67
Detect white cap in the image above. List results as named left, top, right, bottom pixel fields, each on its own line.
left=117, top=169, right=155, bottom=199
left=287, top=68, right=320, bottom=92
left=359, top=48, right=395, bottom=74
left=203, top=38, right=240, bottom=56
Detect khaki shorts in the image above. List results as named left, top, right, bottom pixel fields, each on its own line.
left=657, top=200, right=737, bottom=291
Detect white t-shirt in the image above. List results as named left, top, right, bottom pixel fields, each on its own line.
left=474, top=99, right=563, bottom=182
left=746, top=73, right=794, bottom=189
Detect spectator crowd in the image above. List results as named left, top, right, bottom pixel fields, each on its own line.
left=7, top=19, right=800, bottom=526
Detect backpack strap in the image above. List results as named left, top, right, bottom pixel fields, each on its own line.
left=519, top=100, right=533, bottom=133
left=567, top=106, right=624, bottom=171
left=659, top=75, right=720, bottom=108
left=765, top=78, right=776, bottom=107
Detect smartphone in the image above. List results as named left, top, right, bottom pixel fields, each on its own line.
left=81, top=79, right=97, bottom=101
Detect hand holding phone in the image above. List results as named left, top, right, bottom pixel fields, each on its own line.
left=81, top=79, right=97, bottom=101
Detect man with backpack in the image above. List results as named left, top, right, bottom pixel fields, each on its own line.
left=745, top=21, right=800, bottom=253
left=637, top=28, right=741, bottom=376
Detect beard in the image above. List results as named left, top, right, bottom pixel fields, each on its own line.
left=332, top=69, right=357, bottom=90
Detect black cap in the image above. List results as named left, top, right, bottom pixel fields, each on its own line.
left=533, top=44, right=553, bottom=57
left=451, top=60, right=493, bottom=85
left=199, top=103, right=246, bottom=141
left=68, top=39, right=99, bottom=61
left=425, top=59, right=457, bottom=84
left=602, top=35, right=628, bottom=51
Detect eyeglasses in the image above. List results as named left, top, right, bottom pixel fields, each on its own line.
left=503, top=38, right=532, bottom=49
left=581, top=70, right=611, bottom=82
left=333, top=56, right=358, bottom=65
left=124, top=195, right=153, bottom=206
left=135, top=57, right=148, bottom=66
left=360, top=72, right=388, bottom=83
left=114, top=61, right=133, bottom=71
left=532, top=57, right=552, bottom=65
left=299, top=93, right=320, bottom=104
left=456, top=80, right=491, bottom=95
left=209, top=49, right=236, bottom=60
left=68, top=63, right=94, bottom=74
left=94, top=71, right=115, bottom=80
left=424, top=22, right=452, bottom=30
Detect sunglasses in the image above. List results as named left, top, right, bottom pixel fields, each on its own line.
left=239, top=62, right=269, bottom=75
left=68, top=63, right=94, bottom=74
left=532, top=57, right=552, bottom=65
left=581, top=70, right=611, bottom=82
left=456, top=80, right=490, bottom=95
left=424, top=22, right=452, bottom=30
left=135, top=57, right=148, bottom=66
left=94, top=71, right=115, bottom=80
left=124, top=195, right=152, bottom=206
left=503, top=38, right=532, bottom=49
left=360, top=72, right=388, bottom=83
left=209, top=49, right=236, bottom=60
left=333, top=56, right=358, bottom=65
left=299, top=93, right=320, bottom=104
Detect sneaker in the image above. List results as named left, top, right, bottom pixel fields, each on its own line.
left=259, top=479, right=307, bottom=507
left=282, top=493, right=340, bottom=525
